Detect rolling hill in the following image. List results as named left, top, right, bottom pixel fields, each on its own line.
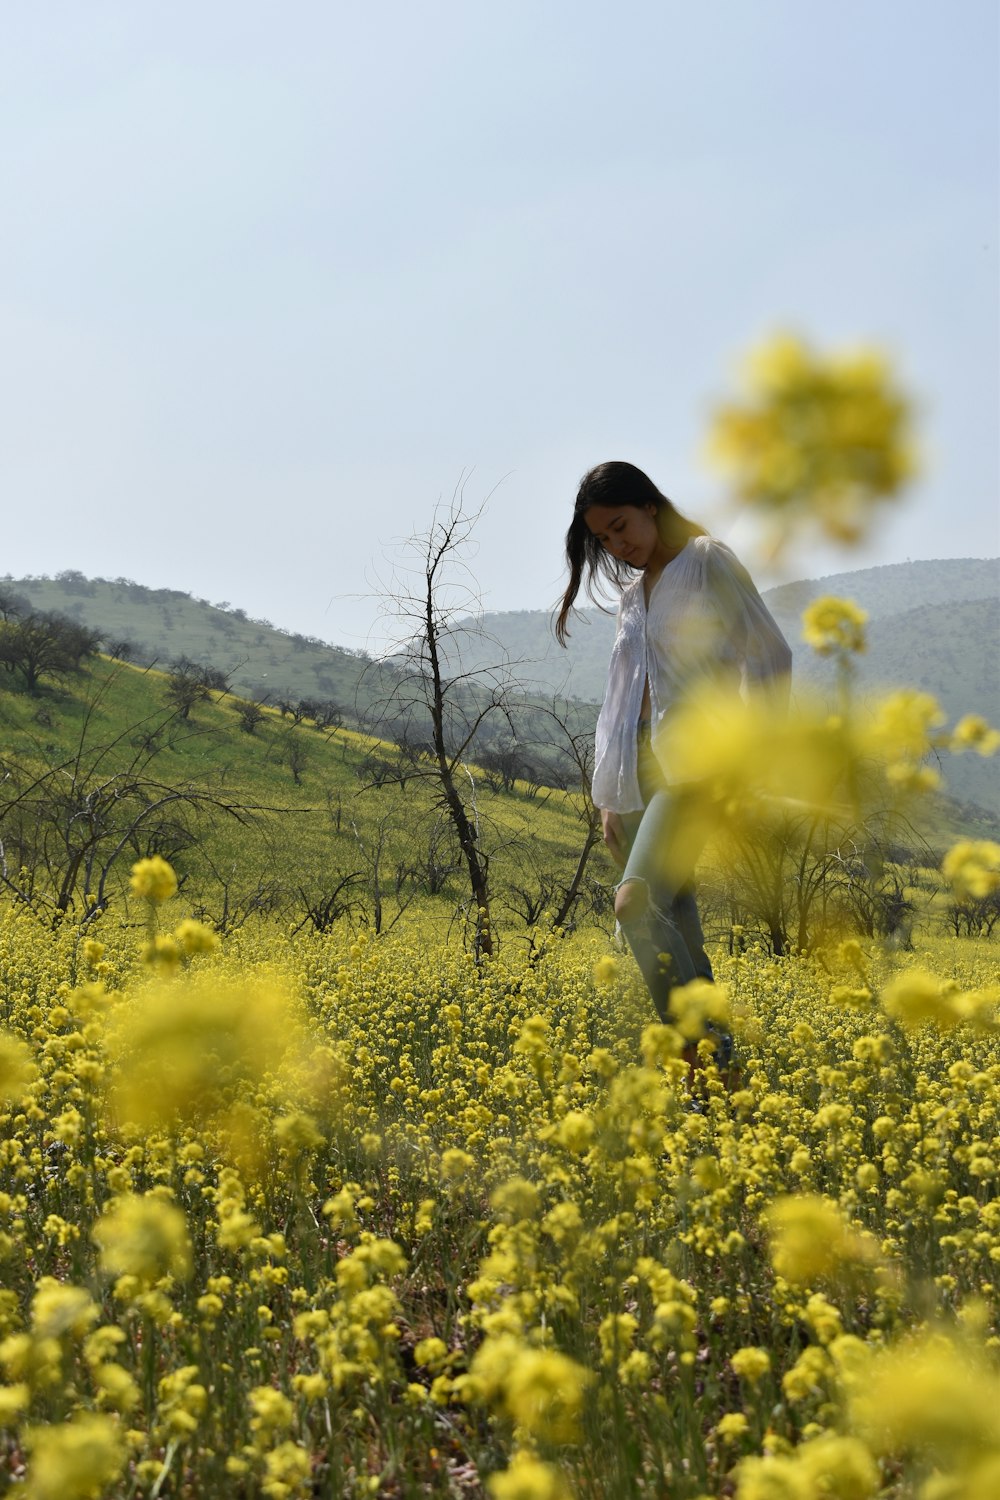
left=0, top=652, right=605, bottom=940
left=461, top=558, right=1000, bottom=814
left=6, top=556, right=998, bottom=815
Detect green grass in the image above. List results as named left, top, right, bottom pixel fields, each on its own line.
left=0, top=656, right=609, bottom=943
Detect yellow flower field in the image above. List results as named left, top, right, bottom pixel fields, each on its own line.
left=1, top=890, right=998, bottom=1498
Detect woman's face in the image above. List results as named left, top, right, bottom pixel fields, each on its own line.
left=584, top=503, right=662, bottom=568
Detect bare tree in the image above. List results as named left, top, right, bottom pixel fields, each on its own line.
left=284, top=737, right=310, bottom=786
left=291, top=871, right=363, bottom=935
left=350, top=812, right=419, bottom=934
left=361, top=494, right=519, bottom=957
left=234, top=700, right=267, bottom=735
left=533, top=699, right=606, bottom=933
left=163, top=658, right=228, bottom=720
left=0, top=670, right=261, bottom=925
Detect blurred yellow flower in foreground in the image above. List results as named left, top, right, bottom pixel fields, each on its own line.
left=0, top=1029, right=36, bottom=1101
left=850, top=1330, right=1000, bottom=1474
left=668, top=978, right=730, bottom=1041
left=942, top=840, right=1000, bottom=902
left=24, top=1413, right=125, bottom=1500
left=467, top=1333, right=593, bottom=1445
left=951, top=713, right=1000, bottom=756
left=708, top=332, right=916, bottom=552
left=129, top=855, right=178, bottom=904
left=92, top=1193, right=193, bottom=1287
left=107, top=974, right=303, bottom=1132
left=764, top=1194, right=881, bottom=1286
left=488, top=1452, right=573, bottom=1500
left=802, top=595, right=868, bottom=656
left=879, top=969, right=998, bottom=1033
left=867, top=689, right=946, bottom=765
left=31, top=1280, right=99, bottom=1340
left=592, top=955, right=619, bottom=986
left=737, top=1432, right=879, bottom=1500
left=656, top=687, right=857, bottom=822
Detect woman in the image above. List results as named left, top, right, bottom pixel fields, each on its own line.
left=556, top=461, right=792, bottom=1053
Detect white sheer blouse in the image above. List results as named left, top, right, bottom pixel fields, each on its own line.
left=591, top=534, right=792, bottom=813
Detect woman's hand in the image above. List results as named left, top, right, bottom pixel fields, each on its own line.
left=601, top=808, right=627, bottom=869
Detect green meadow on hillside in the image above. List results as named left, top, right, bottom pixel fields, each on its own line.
left=6, top=557, right=999, bottom=821
left=0, top=654, right=609, bottom=944
left=0, top=648, right=992, bottom=957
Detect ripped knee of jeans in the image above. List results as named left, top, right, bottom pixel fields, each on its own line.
left=614, top=877, right=649, bottom=926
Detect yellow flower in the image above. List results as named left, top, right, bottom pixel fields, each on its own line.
left=715, top=1411, right=750, bottom=1443
left=802, top=596, right=868, bottom=656
left=108, top=974, right=302, bottom=1131
left=553, top=1110, right=595, bottom=1153
left=802, top=1292, right=843, bottom=1346
left=763, top=1195, right=880, bottom=1285
left=782, top=1344, right=832, bottom=1402
left=668, top=978, right=730, bottom=1041
left=881, top=970, right=960, bottom=1030
left=850, top=1331, right=1000, bottom=1465
left=274, top=1112, right=324, bottom=1156
left=469, top=1335, right=593, bottom=1444
left=82, top=938, right=105, bottom=968
left=867, top=689, right=945, bottom=765
left=0, top=1382, right=29, bottom=1422
left=129, top=855, right=178, bottom=904
left=0, top=1332, right=63, bottom=1390
left=491, top=1178, right=541, bottom=1224
left=249, top=1384, right=295, bottom=1435
left=509, top=1350, right=593, bottom=1440
left=174, top=918, right=220, bottom=956
left=440, top=1148, right=477, bottom=1183
left=487, top=1452, right=573, bottom=1500
left=731, top=1346, right=771, bottom=1385
left=950, top=713, right=1000, bottom=756
left=744, top=1433, right=879, bottom=1500
left=640, top=1022, right=684, bottom=1068
left=140, top=934, right=181, bottom=972
left=735, top=1452, right=811, bottom=1500
left=593, top=955, right=619, bottom=985
left=24, top=1414, right=125, bottom=1500
left=154, top=1365, right=207, bottom=1445
left=262, top=1441, right=312, bottom=1499
left=708, top=332, right=916, bottom=551
left=31, top=1280, right=99, bottom=1340
left=414, top=1337, right=450, bottom=1373
left=92, top=1194, right=192, bottom=1288
left=92, top=1361, right=141, bottom=1413
left=0, top=1031, right=36, bottom=1101
left=597, top=1312, right=638, bottom=1366
left=942, top=840, right=1000, bottom=902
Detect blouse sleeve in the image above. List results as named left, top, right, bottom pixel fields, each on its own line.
left=705, top=541, right=792, bottom=708
left=591, top=582, right=646, bottom=814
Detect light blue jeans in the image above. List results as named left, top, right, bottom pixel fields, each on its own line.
left=617, top=786, right=732, bottom=1065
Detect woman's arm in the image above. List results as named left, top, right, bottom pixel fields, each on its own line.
left=601, top=808, right=628, bottom=869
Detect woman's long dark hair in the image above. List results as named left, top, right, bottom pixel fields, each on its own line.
left=555, top=461, right=706, bottom=644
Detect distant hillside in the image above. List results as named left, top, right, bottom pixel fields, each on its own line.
left=762, top=557, right=999, bottom=626
left=794, top=597, right=999, bottom=814
left=7, top=557, right=998, bottom=816
left=0, top=653, right=605, bottom=935
left=458, top=557, right=999, bottom=703
left=460, top=557, right=1000, bottom=814
left=2, top=570, right=377, bottom=716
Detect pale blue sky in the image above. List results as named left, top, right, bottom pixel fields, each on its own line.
left=3, top=1, right=997, bottom=651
